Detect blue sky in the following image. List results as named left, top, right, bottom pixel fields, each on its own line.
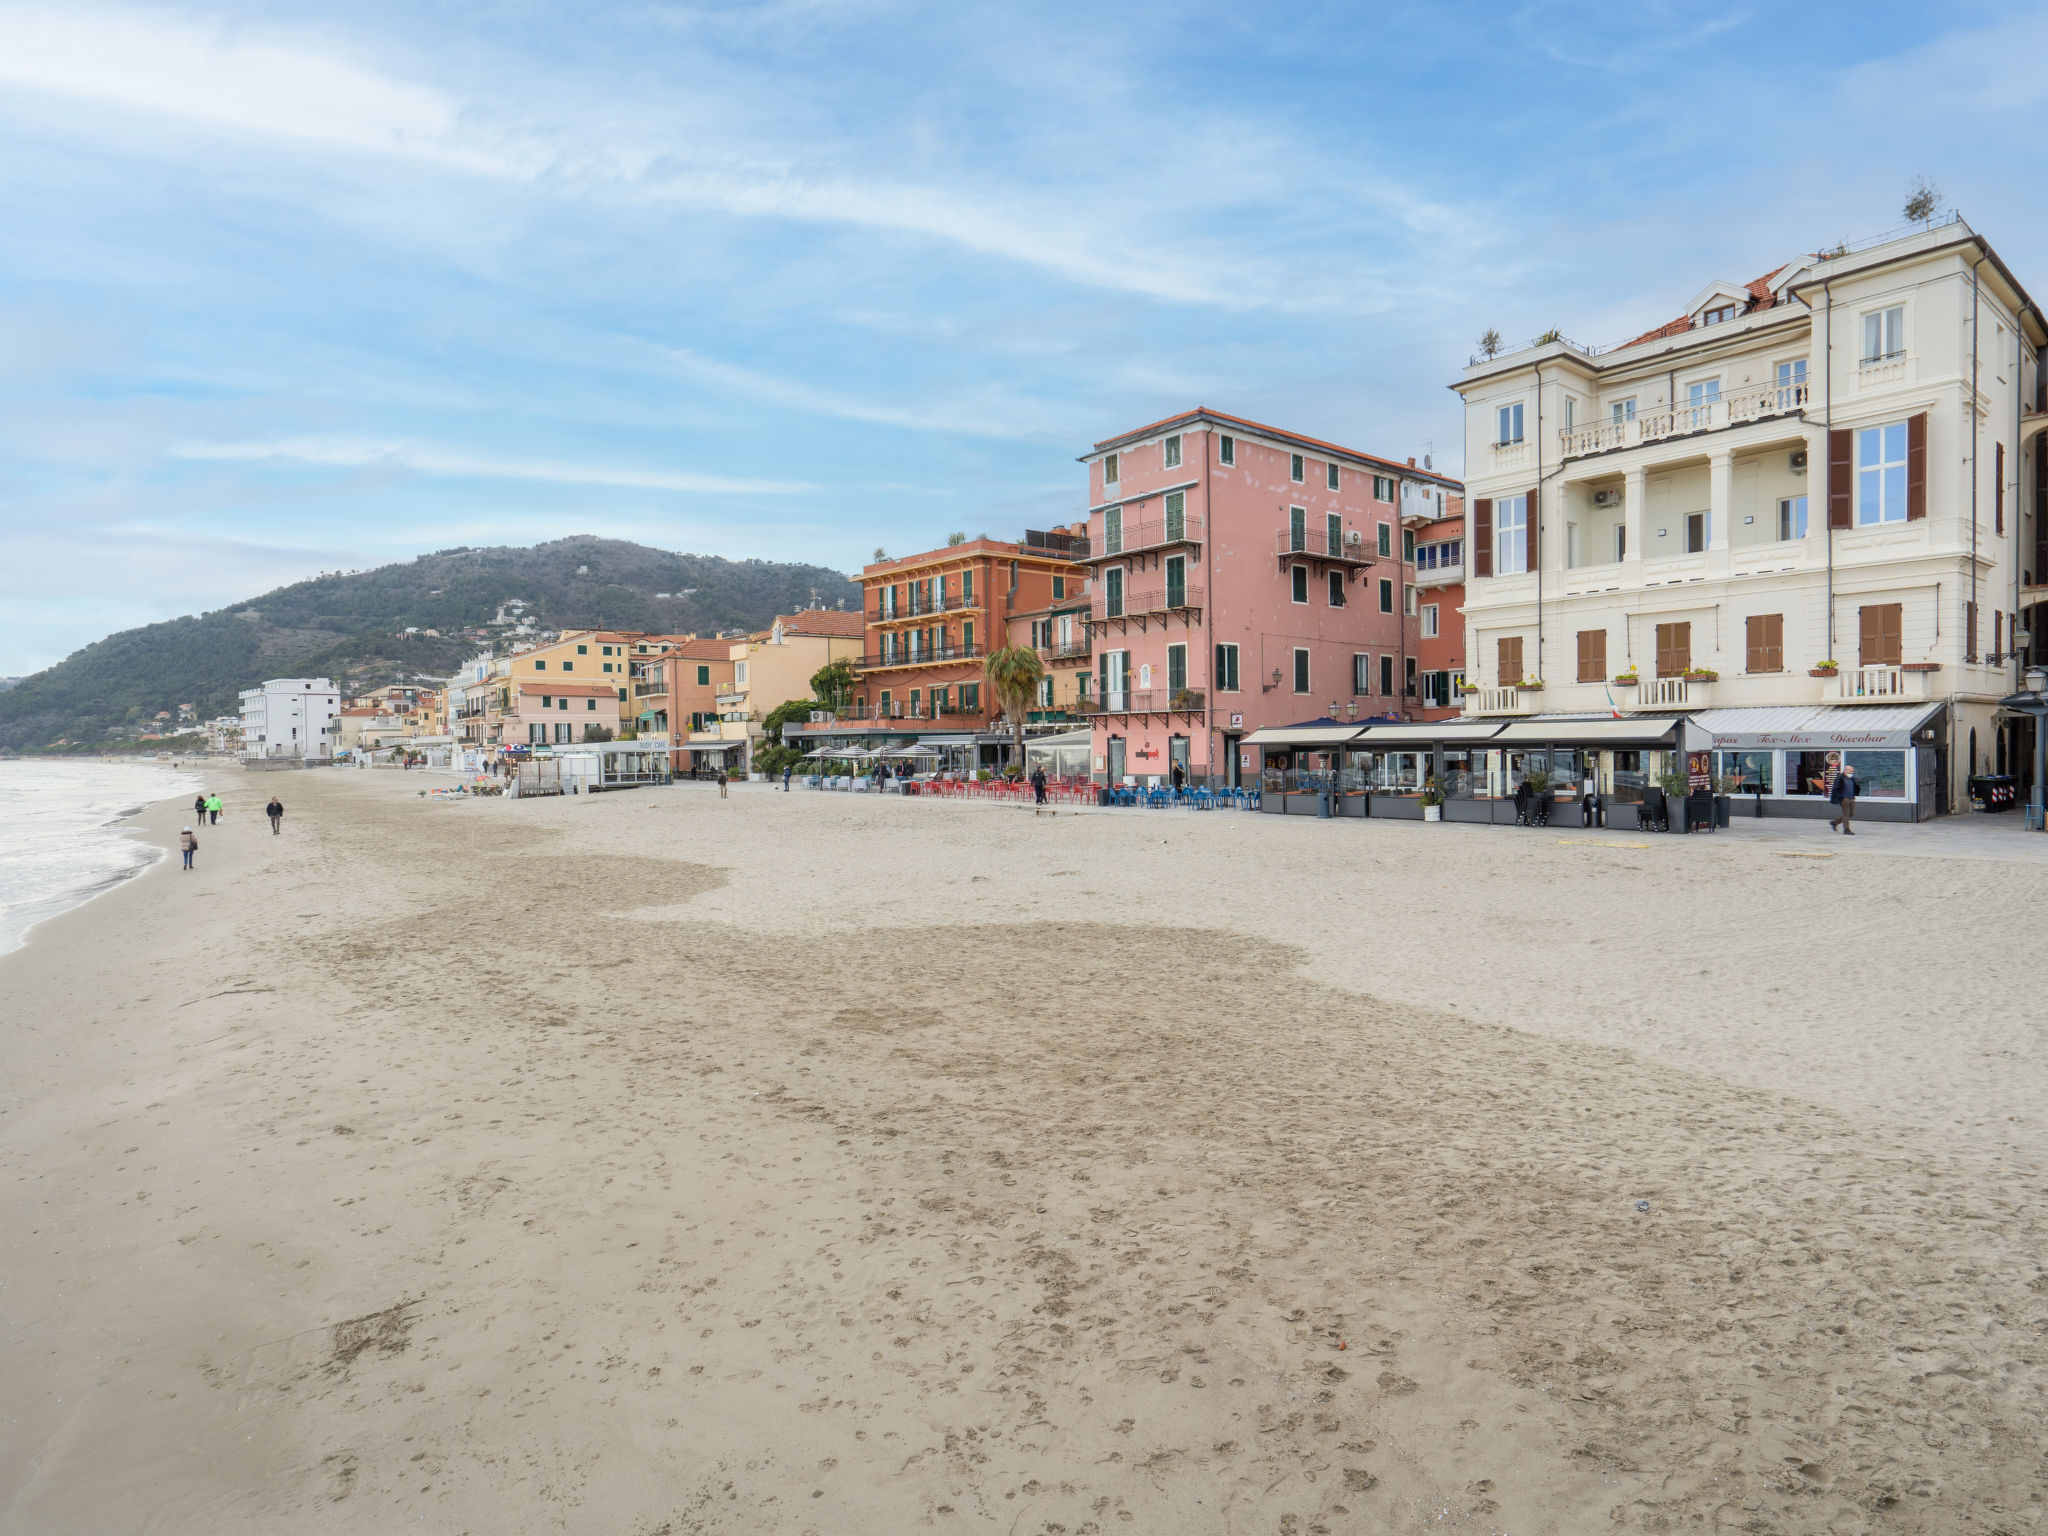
left=2, top=0, right=2043, bottom=674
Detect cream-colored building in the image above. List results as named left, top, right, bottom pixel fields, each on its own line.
left=1453, top=216, right=2044, bottom=814
left=712, top=611, right=865, bottom=771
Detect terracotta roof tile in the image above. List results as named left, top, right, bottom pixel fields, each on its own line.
left=1620, top=261, right=1806, bottom=349
left=1089, top=407, right=1462, bottom=487
left=777, top=609, right=865, bottom=638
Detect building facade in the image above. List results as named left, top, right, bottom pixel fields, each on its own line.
left=240, top=678, right=340, bottom=761
left=1077, top=410, right=1463, bottom=786
left=1411, top=501, right=1468, bottom=720
left=1453, top=216, right=2044, bottom=812
left=714, top=611, right=865, bottom=771
left=501, top=682, right=622, bottom=748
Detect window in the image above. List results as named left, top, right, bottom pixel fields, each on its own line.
left=1495, top=494, right=1528, bottom=573
left=1166, top=490, right=1186, bottom=541
left=1965, top=601, right=1978, bottom=662
left=1378, top=578, right=1394, bottom=613
left=1036, top=676, right=1053, bottom=708
left=1862, top=306, right=1904, bottom=364
left=602, top=662, right=613, bottom=673
left=1165, top=556, right=1187, bottom=610
left=1686, top=511, right=1708, bottom=554
left=1327, top=462, right=1340, bottom=491
left=1105, top=567, right=1125, bottom=618
left=962, top=683, right=980, bottom=712
left=1403, top=528, right=1416, bottom=563
left=529, top=722, right=545, bottom=744
left=1373, top=474, right=1394, bottom=501
left=1353, top=654, right=1371, bottom=694
left=1166, top=644, right=1187, bottom=697
left=1859, top=603, right=1902, bottom=668
left=1376, top=523, right=1391, bottom=557
left=1405, top=657, right=1417, bottom=697
left=554, top=722, right=570, bottom=743
left=1219, top=434, right=1235, bottom=465
left=1328, top=570, right=1346, bottom=607
left=601, top=645, right=612, bottom=656
left=1103, top=452, right=1119, bottom=485
left=1576, top=628, right=1605, bottom=682
left=1416, top=539, right=1461, bottom=571
left=1291, top=565, right=1309, bottom=604
left=1292, top=648, right=1310, bottom=694
left=1290, top=453, right=1305, bottom=482
left=539, top=694, right=552, bottom=707
left=1164, top=434, right=1182, bottom=469
left=1497, top=403, right=1525, bottom=445
left=1215, top=643, right=1239, bottom=692
left=560, top=660, right=574, bottom=671
left=1857, top=422, right=1909, bottom=524
left=1611, top=398, right=1636, bottom=425
left=1380, top=654, right=1395, bottom=695
left=1746, top=613, right=1784, bottom=673
left=1052, top=574, right=1065, bottom=600
left=963, top=619, right=975, bottom=650
left=1778, top=495, right=1808, bottom=541
left=1327, top=511, right=1342, bottom=556
left=558, top=696, right=570, bottom=710
left=534, top=659, right=547, bottom=670
left=1615, top=523, right=1627, bottom=561
left=577, top=644, right=588, bottom=655
left=1421, top=604, right=1439, bottom=639
left=1497, top=636, right=1523, bottom=682
left=586, top=697, right=598, bottom=711
left=1288, top=505, right=1306, bottom=552
left=1685, top=378, right=1720, bottom=428
left=1700, top=303, right=1738, bottom=326
left=1776, top=358, right=1807, bottom=409
left=735, top=661, right=748, bottom=686
left=1655, top=621, right=1691, bottom=677
left=962, top=569, right=974, bottom=602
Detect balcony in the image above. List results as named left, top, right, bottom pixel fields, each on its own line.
left=856, top=643, right=986, bottom=670
left=1035, top=638, right=1093, bottom=662
left=1557, top=382, right=1809, bottom=461
left=1088, top=513, right=1205, bottom=561
left=869, top=592, right=980, bottom=621
left=1637, top=676, right=1705, bottom=708
left=632, top=680, right=667, bottom=697
left=1414, top=562, right=1464, bottom=590
left=1465, top=686, right=1537, bottom=716
left=1275, top=528, right=1376, bottom=567
left=1828, top=665, right=1932, bottom=705
left=1081, top=688, right=1206, bottom=717
left=1090, top=584, right=1206, bottom=623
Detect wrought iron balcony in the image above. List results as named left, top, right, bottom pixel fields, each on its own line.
left=855, top=643, right=987, bottom=670
left=1276, top=527, right=1377, bottom=565
left=1089, top=584, right=1206, bottom=622
left=1087, top=513, right=1205, bottom=561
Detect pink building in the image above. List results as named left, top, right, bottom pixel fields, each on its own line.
left=1078, top=409, right=1463, bottom=786
left=500, top=682, right=623, bottom=749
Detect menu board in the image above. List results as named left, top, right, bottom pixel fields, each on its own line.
left=1687, top=749, right=1712, bottom=792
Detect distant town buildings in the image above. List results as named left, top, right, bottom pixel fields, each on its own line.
left=240, top=678, right=340, bottom=761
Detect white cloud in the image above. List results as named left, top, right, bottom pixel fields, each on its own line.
left=659, top=347, right=1070, bottom=441
left=171, top=437, right=817, bottom=495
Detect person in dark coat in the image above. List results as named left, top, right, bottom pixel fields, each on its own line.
left=1828, top=760, right=1858, bottom=834
left=1030, top=765, right=1048, bottom=805
left=266, top=796, right=284, bottom=834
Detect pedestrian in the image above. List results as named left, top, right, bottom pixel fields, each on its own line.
left=783, top=762, right=793, bottom=792
left=193, top=792, right=207, bottom=824
left=717, top=768, right=729, bottom=799
left=1171, top=762, right=1185, bottom=796
left=1829, top=759, right=1859, bottom=834
left=205, top=792, right=222, bottom=826
left=1031, top=765, right=1048, bottom=805
left=1580, top=768, right=1599, bottom=828
left=180, top=826, right=198, bottom=870
left=266, top=795, right=284, bottom=835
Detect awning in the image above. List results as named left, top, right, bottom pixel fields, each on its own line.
left=1490, top=716, right=1687, bottom=746
left=1352, top=721, right=1506, bottom=746
left=1686, top=702, right=1943, bottom=751
left=1240, top=724, right=1365, bottom=748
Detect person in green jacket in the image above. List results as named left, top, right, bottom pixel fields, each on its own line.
left=205, top=793, right=223, bottom=826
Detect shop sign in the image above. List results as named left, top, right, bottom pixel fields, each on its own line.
left=1230, top=713, right=1243, bottom=728
left=1687, top=749, right=1711, bottom=791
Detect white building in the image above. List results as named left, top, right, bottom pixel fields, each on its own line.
left=1453, top=215, right=2044, bottom=818
left=240, top=678, right=341, bottom=761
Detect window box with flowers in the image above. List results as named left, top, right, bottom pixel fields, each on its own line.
left=1683, top=668, right=1718, bottom=683
left=1611, top=671, right=1640, bottom=686
left=1457, top=683, right=1482, bottom=695
left=1518, top=678, right=1545, bottom=691
left=1899, top=662, right=1942, bottom=673
left=1808, top=660, right=1840, bottom=677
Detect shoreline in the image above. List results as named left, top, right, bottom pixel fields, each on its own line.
left=3, top=768, right=2042, bottom=1533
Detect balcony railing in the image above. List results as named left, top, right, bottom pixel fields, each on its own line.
left=1081, top=688, right=1206, bottom=715
left=1465, top=686, right=1537, bottom=717
left=1276, top=528, right=1376, bottom=565
left=1829, top=665, right=1930, bottom=705
left=1090, top=513, right=1205, bottom=560
left=632, top=681, right=667, bottom=697
left=1035, top=638, right=1093, bottom=661
left=857, top=643, right=986, bottom=670
left=1558, top=382, right=1809, bottom=460
left=869, top=592, right=979, bottom=621
left=1090, top=584, right=1206, bottom=622
left=1638, top=676, right=1698, bottom=708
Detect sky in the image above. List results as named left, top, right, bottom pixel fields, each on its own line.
left=1, top=0, right=2043, bottom=675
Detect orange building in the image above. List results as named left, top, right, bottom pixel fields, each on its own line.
left=1410, top=498, right=1468, bottom=720
left=855, top=531, right=1085, bottom=725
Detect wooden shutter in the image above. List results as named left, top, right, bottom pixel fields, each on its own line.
left=1906, top=413, right=1927, bottom=521
left=1576, top=629, right=1605, bottom=683
left=1527, top=487, right=1541, bottom=568
left=1472, top=499, right=1492, bottom=577
left=1964, top=601, right=1978, bottom=663
left=1859, top=603, right=1902, bottom=667
left=1498, top=636, right=1522, bottom=682
left=1655, top=621, right=1691, bottom=677
left=1746, top=613, right=1783, bottom=673
left=1995, top=441, right=2005, bottom=535
left=1828, top=428, right=1853, bottom=528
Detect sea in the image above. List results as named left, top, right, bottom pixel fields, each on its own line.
left=0, top=760, right=205, bottom=957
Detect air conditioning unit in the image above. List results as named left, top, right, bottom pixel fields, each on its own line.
left=1789, top=450, right=1808, bottom=473
left=1592, top=489, right=1620, bottom=508
left=1344, top=529, right=1363, bottom=547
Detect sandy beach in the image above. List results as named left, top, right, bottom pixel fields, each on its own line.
left=2, top=770, right=2043, bottom=1535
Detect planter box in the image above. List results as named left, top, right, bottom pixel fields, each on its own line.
left=1808, top=668, right=1840, bottom=678
left=1443, top=797, right=1495, bottom=823
left=1369, top=793, right=1425, bottom=819
left=1340, top=792, right=1370, bottom=818
left=1549, top=798, right=1587, bottom=828
left=1422, top=803, right=1442, bottom=822
left=1608, top=802, right=1642, bottom=830
left=1611, top=677, right=1640, bottom=687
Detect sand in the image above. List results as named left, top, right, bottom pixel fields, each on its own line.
left=1, top=771, right=2043, bottom=1535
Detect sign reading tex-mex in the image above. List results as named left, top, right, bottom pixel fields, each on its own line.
left=1710, top=730, right=1908, bottom=750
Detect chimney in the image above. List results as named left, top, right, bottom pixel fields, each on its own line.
left=1406, top=456, right=1416, bottom=467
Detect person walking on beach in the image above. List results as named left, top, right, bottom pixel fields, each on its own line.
left=205, top=792, right=222, bottom=826
left=193, top=792, right=207, bottom=824
left=179, top=826, right=198, bottom=870
left=783, top=762, right=793, bottom=792
left=717, top=768, right=729, bottom=799
left=1031, top=765, right=1048, bottom=805
left=1829, top=760, right=1859, bottom=834
left=266, top=796, right=284, bottom=835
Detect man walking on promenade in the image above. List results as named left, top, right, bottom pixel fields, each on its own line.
left=205, top=792, right=222, bottom=826
left=717, top=768, right=729, bottom=799
left=1829, top=760, right=1858, bottom=834
left=180, top=826, right=198, bottom=870
left=266, top=796, right=284, bottom=834
left=1031, top=765, right=1048, bottom=805
left=783, top=762, right=793, bottom=792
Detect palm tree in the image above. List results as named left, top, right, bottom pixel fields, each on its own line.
left=983, top=645, right=1046, bottom=777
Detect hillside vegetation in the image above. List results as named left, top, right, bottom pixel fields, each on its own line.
left=0, top=536, right=858, bottom=753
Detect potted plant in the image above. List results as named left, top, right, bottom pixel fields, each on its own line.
left=1711, top=771, right=1740, bottom=828
left=1520, top=678, right=1546, bottom=692
left=1420, top=776, right=1445, bottom=822
left=1612, top=670, right=1640, bottom=686
left=1809, top=658, right=1840, bottom=677
left=1683, top=668, right=1718, bottom=683
left=1657, top=767, right=1692, bottom=832
left=1457, top=682, right=1482, bottom=695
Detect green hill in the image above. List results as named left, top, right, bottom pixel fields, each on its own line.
left=0, top=536, right=859, bottom=753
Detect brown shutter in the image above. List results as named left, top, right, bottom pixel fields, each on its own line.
left=1745, top=614, right=1783, bottom=674
left=1965, top=601, right=1978, bottom=663
left=1994, top=441, right=2005, bottom=536
left=1498, top=636, right=1522, bottom=682
left=1473, top=498, right=1492, bottom=578
left=1527, top=487, right=1540, bottom=568
left=1906, top=412, right=1927, bottom=521
left=1655, top=621, right=1691, bottom=677
left=1576, top=629, right=1604, bottom=683
left=1828, top=428, right=1853, bottom=528
left=1859, top=603, right=1902, bottom=667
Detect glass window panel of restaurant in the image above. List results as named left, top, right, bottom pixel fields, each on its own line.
left=1714, top=751, right=1774, bottom=793
left=1441, top=748, right=1478, bottom=798
left=1844, top=750, right=1907, bottom=797
left=1610, top=749, right=1646, bottom=804
left=1551, top=748, right=1584, bottom=794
